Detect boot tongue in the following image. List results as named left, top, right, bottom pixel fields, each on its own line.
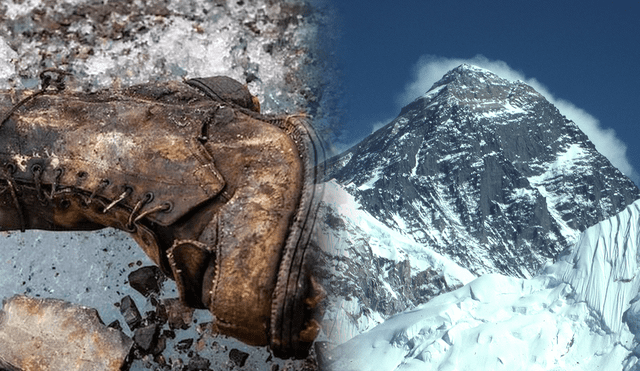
left=167, top=240, right=213, bottom=309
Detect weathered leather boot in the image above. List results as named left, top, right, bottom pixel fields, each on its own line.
left=0, top=70, right=324, bottom=358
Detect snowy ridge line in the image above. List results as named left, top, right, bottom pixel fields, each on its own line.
left=330, top=199, right=640, bottom=371
left=320, top=180, right=474, bottom=282
left=318, top=180, right=475, bottom=345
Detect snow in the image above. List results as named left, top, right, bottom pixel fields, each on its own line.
left=319, top=181, right=476, bottom=344
left=421, top=84, right=446, bottom=100
left=3, top=0, right=41, bottom=18
left=510, top=187, right=537, bottom=203
left=357, top=169, right=382, bottom=191
left=503, top=101, right=526, bottom=115
left=528, top=143, right=592, bottom=241
left=479, top=101, right=526, bottom=119
left=410, top=148, right=420, bottom=177
left=330, top=200, right=640, bottom=371
left=0, top=40, right=17, bottom=83
left=552, top=202, right=640, bottom=334
left=531, top=143, right=590, bottom=181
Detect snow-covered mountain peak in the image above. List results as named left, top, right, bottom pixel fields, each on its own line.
left=321, top=66, right=640, bottom=357
left=428, top=63, right=504, bottom=90
left=323, top=66, right=639, bottom=326
left=418, top=64, right=544, bottom=117
left=327, top=65, right=639, bottom=281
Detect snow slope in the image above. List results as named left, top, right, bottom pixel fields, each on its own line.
left=318, top=180, right=475, bottom=345
left=330, top=199, right=640, bottom=371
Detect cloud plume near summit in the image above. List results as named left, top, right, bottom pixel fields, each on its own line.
left=396, top=55, right=639, bottom=184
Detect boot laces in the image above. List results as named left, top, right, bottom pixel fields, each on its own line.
left=31, top=164, right=48, bottom=204
left=130, top=201, right=172, bottom=226
left=50, top=168, right=64, bottom=199
left=126, top=193, right=174, bottom=231
left=0, top=68, right=71, bottom=128
left=100, top=187, right=171, bottom=232
left=88, top=179, right=111, bottom=205
left=103, top=186, right=133, bottom=214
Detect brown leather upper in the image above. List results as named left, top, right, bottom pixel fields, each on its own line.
left=0, top=87, right=225, bottom=227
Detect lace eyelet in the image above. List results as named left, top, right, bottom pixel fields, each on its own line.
left=143, top=192, right=154, bottom=203
left=30, top=163, right=43, bottom=174
left=123, top=222, right=137, bottom=233
left=162, top=201, right=174, bottom=213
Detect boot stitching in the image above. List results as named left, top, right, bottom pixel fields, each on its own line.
left=1, top=164, right=24, bottom=232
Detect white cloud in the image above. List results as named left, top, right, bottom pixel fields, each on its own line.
left=395, top=54, right=639, bottom=183
left=370, top=117, right=396, bottom=134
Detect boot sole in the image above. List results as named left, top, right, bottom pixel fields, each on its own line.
left=266, top=114, right=325, bottom=358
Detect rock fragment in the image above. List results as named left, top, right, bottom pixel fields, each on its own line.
left=133, top=323, right=159, bottom=352
left=176, top=338, right=194, bottom=352
left=162, top=297, right=195, bottom=330
left=120, top=295, right=143, bottom=330
left=0, top=295, right=133, bottom=371
left=229, top=348, right=250, bottom=367
left=128, top=266, right=165, bottom=296
left=186, top=354, right=211, bottom=371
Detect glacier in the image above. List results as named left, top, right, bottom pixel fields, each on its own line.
left=330, top=199, right=640, bottom=371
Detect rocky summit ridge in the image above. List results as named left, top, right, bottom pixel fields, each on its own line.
left=319, top=64, right=640, bottom=343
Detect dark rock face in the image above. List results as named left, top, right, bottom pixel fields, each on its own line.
left=317, top=212, right=456, bottom=320
left=326, top=64, right=640, bottom=278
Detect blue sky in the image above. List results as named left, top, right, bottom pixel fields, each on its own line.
left=325, top=1, right=640, bottom=184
